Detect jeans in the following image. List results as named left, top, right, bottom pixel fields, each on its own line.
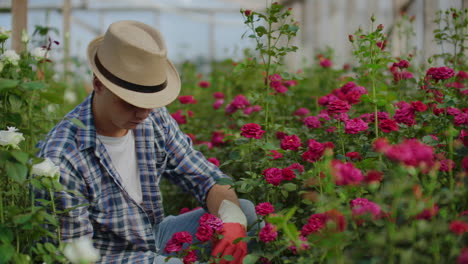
left=153, top=199, right=258, bottom=264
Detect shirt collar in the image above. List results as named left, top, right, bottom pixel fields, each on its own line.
left=75, top=91, right=98, bottom=151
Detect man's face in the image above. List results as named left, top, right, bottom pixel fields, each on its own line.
left=103, top=88, right=153, bottom=130
left=94, top=78, right=153, bottom=133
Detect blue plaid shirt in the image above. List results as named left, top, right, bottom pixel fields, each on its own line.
left=36, top=93, right=228, bottom=263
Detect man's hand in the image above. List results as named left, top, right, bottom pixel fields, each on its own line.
left=211, top=222, right=247, bottom=264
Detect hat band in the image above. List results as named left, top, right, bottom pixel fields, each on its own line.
left=94, top=54, right=167, bottom=93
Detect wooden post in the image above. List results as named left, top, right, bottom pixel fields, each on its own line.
left=464, top=0, right=468, bottom=9
left=63, top=0, right=71, bottom=83
left=208, top=11, right=216, bottom=63
left=11, top=0, right=28, bottom=53
left=423, top=0, right=438, bottom=64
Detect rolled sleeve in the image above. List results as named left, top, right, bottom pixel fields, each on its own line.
left=160, top=108, right=230, bottom=208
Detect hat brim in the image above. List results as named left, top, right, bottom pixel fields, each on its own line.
left=86, top=36, right=181, bottom=109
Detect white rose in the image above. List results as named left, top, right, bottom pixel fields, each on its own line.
left=21, top=29, right=29, bottom=43
left=1, top=50, right=20, bottom=65
left=64, top=237, right=100, bottom=264
left=31, top=158, right=59, bottom=178
left=64, top=90, right=77, bottom=103
left=0, top=127, right=25, bottom=149
left=0, top=27, right=11, bottom=38
left=30, top=47, right=47, bottom=60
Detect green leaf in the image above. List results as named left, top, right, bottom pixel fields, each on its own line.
left=0, top=79, right=19, bottom=91
left=13, top=213, right=33, bottom=225
left=67, top=117, right=87, bottom=129
left=216, top=178, right=234, bottom=186
left=44, top=242, right=57, bottom=253
left=243, top=254, right=259, bottom=264
left=10, top=150, right=29, bottom=164
left=20, top=81, right=48, bottom=91
left=0, top=227, right=13, bottom=243
left=283, top=183, right=297, bottom=191
left=234, top=138, right=249, bottom=145
left=5, top=161, right=28, bottom=183
left=0, top=243, right=15, bottom=263
left=228, top=151, right=241, bottom=161
left=223, top=255, right=234, bottom=261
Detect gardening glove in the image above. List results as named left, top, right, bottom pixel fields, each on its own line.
left=211, top=200, right=247, bottom=264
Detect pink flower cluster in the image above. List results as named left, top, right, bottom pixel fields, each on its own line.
left=255, top=202, right=275, bottom=216
left=198, top=80, right=210, bottom=88
left=446, top=107, right=468, bottom=127
left=415, top=204, right=439, bottom=220
left=374, top=138, right=435, bottom=170
left=344, top=118, right=369, bottom=134
left=390, top=60, right=413, bottom=82
left=293, top=107, right=310, bottom=117
left=393, top=101, right=427, bottom=126
left=303, top=115, right=321, bottom=129
left=350, top=198, right=382, bottom=219
left=240, top=123, right=265, bottom=139
left=164, top=231, right=193, bottom=254
left=171, top=110, right=188, bottom=125
left=268, top=73, right=297, bottom=94
left=426, top=66, right=455, bottom=81
left=301, top=139, right=332, bottom=163
left=178, top=95, right=197, bottom=104
left=212, top=92, right=225, bottom=110
left=320, top=81, right=368, bottom=107
left=243, top=105, right=262, bottom=115
left=259, top=223, right=278, bottom=243
left=450, top=220, right=468, bottom=235
left=331, top=160, right=364, bottom=185
left=225, top=94, right=250, bottom=114
left=262, top=163, right=302, bottom=186
left=195, top=213, right=223, bottom=242
left=280, top=134, right=302, bottom=151
left=301, top=210, right=346, bottom=236
left=288, top=236, right=310, bottom=255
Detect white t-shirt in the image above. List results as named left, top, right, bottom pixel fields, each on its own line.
left=97, top=130, right=142, bottom=204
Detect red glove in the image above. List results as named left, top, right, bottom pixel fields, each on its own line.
left=211, top=223, right=247, bottom=264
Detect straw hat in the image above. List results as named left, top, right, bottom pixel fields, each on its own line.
left=87, top=20, right=181, bottom=109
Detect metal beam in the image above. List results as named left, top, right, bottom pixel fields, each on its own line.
left=0, top=2, right=249, bottom=13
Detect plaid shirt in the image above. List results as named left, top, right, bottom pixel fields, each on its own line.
left=36, top=93, right=228, bottom=263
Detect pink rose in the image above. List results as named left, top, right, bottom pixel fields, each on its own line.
left=344, top=118, right=368, bottom=134
left=198, top=81, right=210, bottom=88
left=171, top=110, right=187, bottom=125
left=240, top=123, right=265, bottom=139
left=213, top=99, right=224, bottom=110
left=262, top=168, right=283, bottom=186
left=426, top=66, right=455, bottom=81
left=259, top=223, right=277, bottom=243
left=327, top=99, right=351, bottom=114
left=286, top=163, right=304, bottom=173
left=213, top=92, right=224, bottom=99
left=183, top=250, right=197, bottom=264
left=350, top=198, right=381, bottom=218
left=178, top=95, right=197, bottom=104
left=281, top=168, right=296, bottom=181
left=332, top=160, right=364, bottom=185
left=280, top=134, right=302, bottom=151
left=255, top=202, right=275, bottom=216
left=449, top=221, right=468, bottom=235
left=379, top=119, right=399, bottom=133
left=267, top=150, right=283, bottom=160
left=293, top=107, right=310, bottom=116
left=303, top=116, right=321, bottom=129
left=195, top=224, right=213, bottom=242
left=207, top=157, right=220, bottom=167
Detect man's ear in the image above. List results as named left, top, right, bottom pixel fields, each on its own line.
left=93, top=75, right=104, bottom=93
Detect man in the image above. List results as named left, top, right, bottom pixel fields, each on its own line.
left=37, top=20, right=256, bottom=264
